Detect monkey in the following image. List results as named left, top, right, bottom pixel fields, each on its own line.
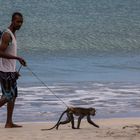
left=41, top=107, right=99, bottom=130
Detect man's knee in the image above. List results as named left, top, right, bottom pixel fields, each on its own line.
left=1, top=93, right=16, bottom=102
left=0, top=96, right=8, bottom=105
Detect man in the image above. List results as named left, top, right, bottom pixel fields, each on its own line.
left=0, top=12, right=26, bottom=128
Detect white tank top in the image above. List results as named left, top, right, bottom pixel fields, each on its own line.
left=0, top=29, right=17, bottom=72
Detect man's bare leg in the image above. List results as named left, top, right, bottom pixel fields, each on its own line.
left=0, top=97, right=7, bottom=107
left=5, top=98, right=22, bottom=128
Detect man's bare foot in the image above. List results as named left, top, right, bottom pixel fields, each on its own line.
left=5, top=123, right=22, bottom=128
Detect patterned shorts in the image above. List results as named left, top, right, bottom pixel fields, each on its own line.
left=0, top=71, right=18, bottom=101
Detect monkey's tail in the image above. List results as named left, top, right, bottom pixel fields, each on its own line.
left=41, top=109, right=68, bottom=131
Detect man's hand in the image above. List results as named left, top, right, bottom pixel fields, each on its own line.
left=17, top=57, right=27, bottom=66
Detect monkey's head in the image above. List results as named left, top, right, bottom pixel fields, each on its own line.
left=89, top=108, right=96, bottom=116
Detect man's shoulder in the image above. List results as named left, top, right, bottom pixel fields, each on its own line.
left=1, top=31, right=11, bottom=41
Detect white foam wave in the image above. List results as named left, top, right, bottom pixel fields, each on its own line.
left=1, top=82, right=140, bottom=122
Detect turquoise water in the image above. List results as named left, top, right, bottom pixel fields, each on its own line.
left=0, top=0, right=140, bottom=122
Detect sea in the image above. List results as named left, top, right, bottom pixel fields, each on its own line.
left=0, top=0, right=140, bottom=123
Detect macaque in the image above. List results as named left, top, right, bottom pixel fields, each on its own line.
left=41, top=107, right=99, bottom=130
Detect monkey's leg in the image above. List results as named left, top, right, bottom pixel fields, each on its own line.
left=87, top=115, right=99, bottom=128
left=69, top=113, right=76, bottom=129
left=77, top=115, right=84, bottom=129
left=56, top=113, right=71, bottom=129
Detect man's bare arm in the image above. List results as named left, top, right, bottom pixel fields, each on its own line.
left=0, top=32, right=26, bottom=66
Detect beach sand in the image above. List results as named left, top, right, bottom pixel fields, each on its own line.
left=0, top=118, right=140, bottom=140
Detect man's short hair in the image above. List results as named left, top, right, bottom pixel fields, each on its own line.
left=12, top=12, right=23, bottom=21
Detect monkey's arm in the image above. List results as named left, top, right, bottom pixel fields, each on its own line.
left=87, top=115, right=99, bottom=128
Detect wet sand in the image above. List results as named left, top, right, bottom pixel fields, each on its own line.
left=0, top=118, right=140, bottom=140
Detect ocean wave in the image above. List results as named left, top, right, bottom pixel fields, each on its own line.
left=20, top=26, right=140, bottom=56
left=1, top=82, right=140, bottom=122
left=1, top=0, right=140, bottom=56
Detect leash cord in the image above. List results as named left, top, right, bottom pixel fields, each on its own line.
left=25, top=66, right=68, bottom=108
left=18, top=65, right=22, bottom=73
left=40, top=110, right=64, bottom=116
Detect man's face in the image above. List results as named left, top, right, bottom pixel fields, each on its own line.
left=12, top=15, right=23, bottom=30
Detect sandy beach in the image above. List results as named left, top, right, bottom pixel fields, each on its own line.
left=0, top=118, right=140, bottom=140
